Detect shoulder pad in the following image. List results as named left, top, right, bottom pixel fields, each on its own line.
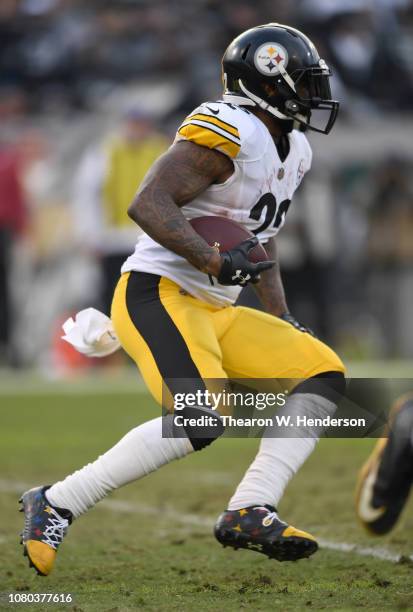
left=175, top=101, right=254, bottom=159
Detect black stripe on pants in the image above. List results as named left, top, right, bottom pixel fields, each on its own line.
left=125, top=271, right=206, bottom=398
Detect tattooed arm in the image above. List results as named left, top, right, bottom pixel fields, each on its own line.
left=253, top=237, right=288, bottom=316
left=128, top=140, right=234, bottom=277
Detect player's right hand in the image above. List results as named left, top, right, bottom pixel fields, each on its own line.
left=216, top=237, right=274, bottom=286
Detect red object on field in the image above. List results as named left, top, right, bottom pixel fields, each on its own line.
left=0, top=148, right=27, bottom=234
left=189, top=216, right=268, bottom=263
left=52, top=315, right=92, bottom=373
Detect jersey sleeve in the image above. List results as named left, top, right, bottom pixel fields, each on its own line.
left=174, top=102, right=242, bottom=159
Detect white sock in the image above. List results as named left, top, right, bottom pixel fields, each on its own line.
left=228, top=393, right=336, bottom=511
left=46, top=416, right=193, bottom=518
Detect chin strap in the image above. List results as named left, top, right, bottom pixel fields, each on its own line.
left=228, top=80, right=309, bottom=127
left=221, top=92, right=256, bottom=107
left=237, top=80, right=290, bottom=121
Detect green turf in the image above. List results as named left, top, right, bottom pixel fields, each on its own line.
left=1, top=381, right=413, bottom=611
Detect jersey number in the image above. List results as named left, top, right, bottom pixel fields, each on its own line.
left=249, top=194, right=291, bottom=235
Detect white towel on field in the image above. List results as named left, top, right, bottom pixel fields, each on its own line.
left=62, top=308, right=120, bottom=357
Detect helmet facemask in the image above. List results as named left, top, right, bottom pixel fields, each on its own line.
left=224, top=60, right=339, bottom=135
left=283, top=62, right=340, bottom=134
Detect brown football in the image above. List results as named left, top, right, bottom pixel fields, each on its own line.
left=189, top=216, right=268, bottom=263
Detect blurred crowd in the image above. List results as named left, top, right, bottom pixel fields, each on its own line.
left=2, top=0, right=413, bottom=117
left=1, top=0, right=413, bottom=370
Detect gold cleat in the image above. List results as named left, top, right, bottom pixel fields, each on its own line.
left=19, top=486, right=72, bottom=576
left=215, top=505, right=318, bottom=561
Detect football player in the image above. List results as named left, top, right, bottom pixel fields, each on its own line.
left=20, top=23, right=346, bottom=576
left=356, top=393, right=413, bottom=534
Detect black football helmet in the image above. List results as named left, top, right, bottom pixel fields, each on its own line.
left=222, top=23, right=339, bottom=134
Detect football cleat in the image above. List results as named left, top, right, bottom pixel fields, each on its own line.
left=355, top=394, right=413, bottom=535
left=214, top=505, right=318, bottom=561
left=19, top=486, right=72, bottom=576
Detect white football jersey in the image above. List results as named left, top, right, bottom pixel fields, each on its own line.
left=122, top=101, right=312, bottom=306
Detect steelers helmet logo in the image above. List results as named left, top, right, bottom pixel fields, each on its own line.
left=254, top=42, right=289, bottom=76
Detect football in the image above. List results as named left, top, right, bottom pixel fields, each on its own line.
left=189, top=215, right=268, bottom=263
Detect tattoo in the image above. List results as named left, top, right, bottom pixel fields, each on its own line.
left=128, top=141, right=233, bottom=273
left=253, top=237, right=288, bottom=316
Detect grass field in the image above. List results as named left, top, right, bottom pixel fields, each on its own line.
left=1, top=367, right=413, bottom=611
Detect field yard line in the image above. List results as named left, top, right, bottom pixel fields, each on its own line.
left=103, top=499, right=213, bottom=528
left=3, top=479, right=411, bottom=564
left=316, top=538, right=401, bottom=563
left=0, top=479, right=32, bottom=493
left=0, top=379, right=148, bottom=396
left=103, top=499, right=411, bottom=563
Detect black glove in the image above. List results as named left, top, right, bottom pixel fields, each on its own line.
left=280, top=312, right=316, bottom=336
left=216, top=237, right=274, bottom=286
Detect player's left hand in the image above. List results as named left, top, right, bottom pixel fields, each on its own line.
left=280, top=312, right=316, bottom=336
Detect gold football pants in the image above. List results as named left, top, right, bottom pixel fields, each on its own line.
left=111, top=272, right=345, bottom=407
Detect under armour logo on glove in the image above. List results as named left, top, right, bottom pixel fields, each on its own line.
left=231, top=270, right=251, bottom=285
left=217, top=237, right=274, bottom=287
